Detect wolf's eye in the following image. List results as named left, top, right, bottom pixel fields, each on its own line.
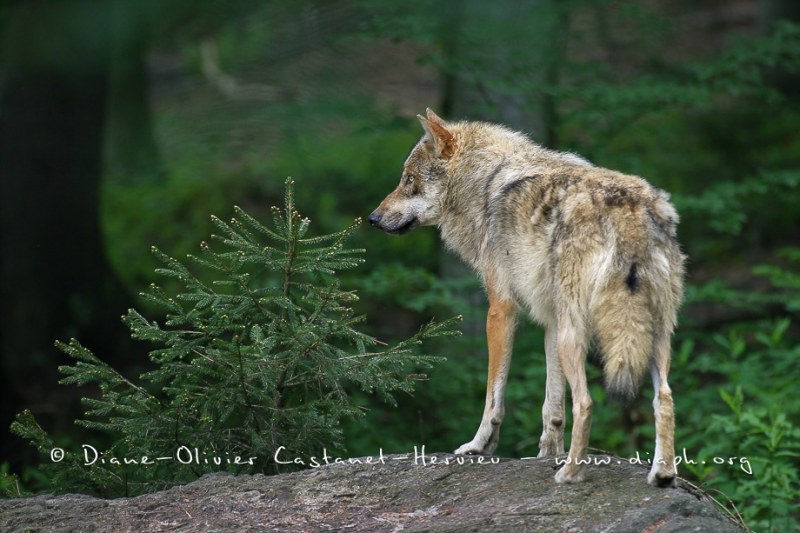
left=405, top=174, right=414, bottom=185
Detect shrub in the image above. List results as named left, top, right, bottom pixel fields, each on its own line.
left=11, top=179, right=459, bottom=497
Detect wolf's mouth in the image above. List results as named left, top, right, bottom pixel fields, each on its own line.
left=385, top=217, right=418, bottom=235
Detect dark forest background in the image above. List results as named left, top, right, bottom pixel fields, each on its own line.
left=1, top=0, right=799, bottom=530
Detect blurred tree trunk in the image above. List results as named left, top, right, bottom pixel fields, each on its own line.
left=439, top=0, right=569, bottom=144
left=106, top=0, right=162, bottom=183
left=0, top=1, right=131, bottom=468
left=436, top=0, right=571, bottom=336
left=436, top=0, right=483, bottom=338
left=760, top=0, right=800, bottom=99
left=760, top=0, right=800, bottom=28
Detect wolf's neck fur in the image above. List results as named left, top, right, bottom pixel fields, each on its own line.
left=436, top=122, right=589, bottom=272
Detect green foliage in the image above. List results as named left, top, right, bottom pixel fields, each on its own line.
left=0, top=463, right=26, bottom=498
left=675, top=171, right=800, bottom=237
left=699, top=384, right=800, bottom=532
left=671, top=312, right=800, bottom=531
left=356, top=264, right=480, bottom=314
left=754, top=248, right=800, bottom=313
left=557, top=20, right=800, bottom=146
left=11, top=179, right=459, bottom=496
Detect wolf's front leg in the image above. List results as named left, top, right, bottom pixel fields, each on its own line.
left=455, top=287, right=517, bottom=456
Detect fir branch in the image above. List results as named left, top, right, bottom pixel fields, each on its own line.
left=235, top=334, right=261, bottom=433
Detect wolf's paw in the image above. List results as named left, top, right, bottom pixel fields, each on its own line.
left=647, top=467, right=677, bottom=488
left=454, top=440, right=495, bottom=456
left=537, top=436, right=564, bottom=458
left=554, top=464, right=586, bottom=483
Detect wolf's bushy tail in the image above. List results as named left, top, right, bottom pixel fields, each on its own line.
left=594, top=272, right=655, bottom=402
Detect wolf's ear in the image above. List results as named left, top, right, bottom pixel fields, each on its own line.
left=417, top=114, right=455, bottom=159
left=425, top=107, right=446, bottom=126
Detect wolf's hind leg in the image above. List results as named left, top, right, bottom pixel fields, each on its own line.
left=455, top=286, right=516, bottom=456
left=554, top=318, right=591, bottom=483
left=537, top=326, right=565, bottom=457
left=648, top=333, right=677, bottom=487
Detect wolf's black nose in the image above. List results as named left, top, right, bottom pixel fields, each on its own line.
left=368, top=211, right=382, bottom=226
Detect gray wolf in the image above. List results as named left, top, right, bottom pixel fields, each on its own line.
left=368, top=109, right=685, bottom=486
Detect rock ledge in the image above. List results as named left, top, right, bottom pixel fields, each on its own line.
left=0, top=453, right=744, bottom=532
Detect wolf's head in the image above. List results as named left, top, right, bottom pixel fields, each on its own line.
left=368, top=108, right=455, bottom=235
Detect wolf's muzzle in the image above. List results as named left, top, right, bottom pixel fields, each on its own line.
left=368, top=211, right=382, bottom=227
left=368, top=211, right=417, bottom=235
